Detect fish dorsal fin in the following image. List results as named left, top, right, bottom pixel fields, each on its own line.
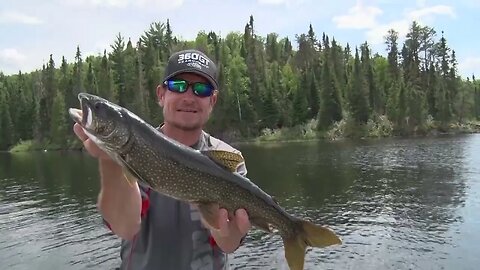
left=201, top=150, right=244, bottom=172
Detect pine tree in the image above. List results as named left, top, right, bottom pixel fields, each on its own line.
left=436, top=31, right=452, bottom=124
left=348, top=48, right=369, bottom=124
left=49, top=90, right=68, bottom=148
left=0, top=84, right=14, bottom=149
left=95, top=51, right=111, bottom=100
left=474, top=74, right=480, bottom=120
left=360, top=42, right=379, bottom=116
left=385, top=29, right=400, bottom=121
left=32, top=71, right=48, bottom=143
left=426, top=62, right=439, bottom=117
left=14, top=72, right=33, bottom=140
left=85, top=60, right=98, bottom=95
left=72, top=46, right=84, bottom=96
left=44, top=54, right=57, bottom=129
left=134, top=40, right=150, bottom=121
left=110, top=33, right=127, bottom=106
left=317, top=52, right=343, bottom=130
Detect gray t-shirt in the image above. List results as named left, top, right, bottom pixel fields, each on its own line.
left=117, top=131, right=247, bottom=270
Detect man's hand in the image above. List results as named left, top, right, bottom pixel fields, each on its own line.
left=202, top=208, right=251, bottom=253
left=73, top=123, right=111, bottom=160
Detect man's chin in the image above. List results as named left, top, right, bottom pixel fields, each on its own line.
left=171, top=121, right=203, bottom=131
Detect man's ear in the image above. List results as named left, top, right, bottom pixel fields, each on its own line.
left=156, top=84, right=166, bottom=106
left=210, top=90, right=218, bottom=106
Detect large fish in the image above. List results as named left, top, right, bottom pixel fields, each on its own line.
left=68, top=93, right=341, bottom=270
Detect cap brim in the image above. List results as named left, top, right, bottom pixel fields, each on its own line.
left=163, top=68, right=218, bottom=90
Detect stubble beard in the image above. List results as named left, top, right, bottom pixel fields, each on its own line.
left=167, top=111, right=206, bottom=131
left=171, top=120, right=203, bottom=131
left=163, top=104, right=211, bottom=131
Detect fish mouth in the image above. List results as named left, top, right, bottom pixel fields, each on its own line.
left=68, top=93, right=94, bottom=130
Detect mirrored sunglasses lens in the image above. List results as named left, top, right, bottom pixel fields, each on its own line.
left=168, top=80, right=187, bottom=92
left=193, top=83, right=213, bottom=97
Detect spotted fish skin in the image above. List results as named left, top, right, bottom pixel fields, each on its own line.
left=69, top=93, right=341, bottom=270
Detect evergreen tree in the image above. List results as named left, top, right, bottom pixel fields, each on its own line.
left=97, top=50, right=115, bottom=101
left=0, top=83, right=14, bottom=149
left=317, top=52, right=343, bottom=130
left=14, top=72, right=33, bottom=140
left=110, top=33, right=127, bottom=106
left=50, top=90, right=68, bottom=147
left=85, top=59, right=98, bottom=95
left=348, top=48, right=369, bottom=124
left=436, top=31, right=452, bottom=123
left=72, top=46, right=84, bottom=97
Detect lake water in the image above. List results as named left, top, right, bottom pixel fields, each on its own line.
left=1, top=134, right=480, bottom=269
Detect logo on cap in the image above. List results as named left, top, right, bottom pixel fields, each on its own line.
left=178, top=52, right=210, bottom=70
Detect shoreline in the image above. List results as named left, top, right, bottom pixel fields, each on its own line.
left=6, top=127, right=479, bottom=153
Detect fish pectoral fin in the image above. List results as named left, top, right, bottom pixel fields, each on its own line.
left=196, top=202, right=221, bottom=230
left=201, top=150, right=244, bottom=172
left=117, top=153, right=147, bottom=185
left=122, top=168, right=138, bottom=187
left=250, top=217, right=274, bottom=233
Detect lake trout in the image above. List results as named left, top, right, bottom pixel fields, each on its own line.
left=68, top=92, right=341, bottom=270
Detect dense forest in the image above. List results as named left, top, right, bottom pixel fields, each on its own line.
left=0, top=16, right=479, bottom=151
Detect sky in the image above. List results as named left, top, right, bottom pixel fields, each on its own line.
left=1, top=0, right=479, bottom=79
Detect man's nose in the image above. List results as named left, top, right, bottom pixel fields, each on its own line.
left=181, top=85, right=197, bottom=99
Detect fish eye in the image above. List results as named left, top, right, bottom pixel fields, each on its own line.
left=94, top=102, right=101, bottom=110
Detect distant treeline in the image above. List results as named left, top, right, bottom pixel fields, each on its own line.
left=0, top=16, right=479, bottom=151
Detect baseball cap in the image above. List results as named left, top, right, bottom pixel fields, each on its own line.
left=163, top=49, right=218, bottom=89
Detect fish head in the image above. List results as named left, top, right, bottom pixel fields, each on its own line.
left=69, top=93, right=131, bottom=152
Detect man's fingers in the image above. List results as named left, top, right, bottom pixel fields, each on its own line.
left=218, top=208, right=229, bottom=237
left=234, top=209, right=251, bottom=234
left=73, top=122, right=112, bottom=160
left=84, top=140, right=98, bottom=156
left=73, top=123, right=88, bottom=141
left=84, top=139, right=109, bottom=159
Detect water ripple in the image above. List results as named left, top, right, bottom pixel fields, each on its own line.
left=2, top=136, right=480, bottom=269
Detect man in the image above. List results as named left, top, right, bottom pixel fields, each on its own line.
left=73, top=49, right=251, bottom=270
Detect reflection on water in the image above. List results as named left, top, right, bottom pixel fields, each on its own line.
left=1, top=134, right=480, bottom=269
left=0, top=152, right=120, bottom=269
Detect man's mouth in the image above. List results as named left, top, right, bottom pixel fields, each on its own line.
left=177, top=109, right=198, bottom=113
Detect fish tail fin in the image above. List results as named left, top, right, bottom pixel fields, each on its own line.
left=282, top=220, right=341, bottom=270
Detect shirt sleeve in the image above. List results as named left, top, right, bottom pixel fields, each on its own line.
left=236, top=161, right=248, bottom=177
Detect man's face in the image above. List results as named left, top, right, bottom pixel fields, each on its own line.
left=157, top=72, right=217, bottom=131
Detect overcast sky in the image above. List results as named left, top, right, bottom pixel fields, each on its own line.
left=1, top=0, right=478, bottom=78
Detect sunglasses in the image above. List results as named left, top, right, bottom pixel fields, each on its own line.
left=164, top=79, right=215, bottom=97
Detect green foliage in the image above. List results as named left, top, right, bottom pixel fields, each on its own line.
left=0, top=18, right=477, bottom=150
left=9, top=140, right=37, bottom=152
left=323, top=112, right=358, bottom=140
left=0, top=85, right=14, bottom=149
left=49, top=91, right=68, bottom=147
left=257, top=119, right=318, bottom=142
left=348, top=48, right=370, bottom=124
left=366, top=114, right=394, bottom=137
left=317, top=53, right=343, bottom=130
